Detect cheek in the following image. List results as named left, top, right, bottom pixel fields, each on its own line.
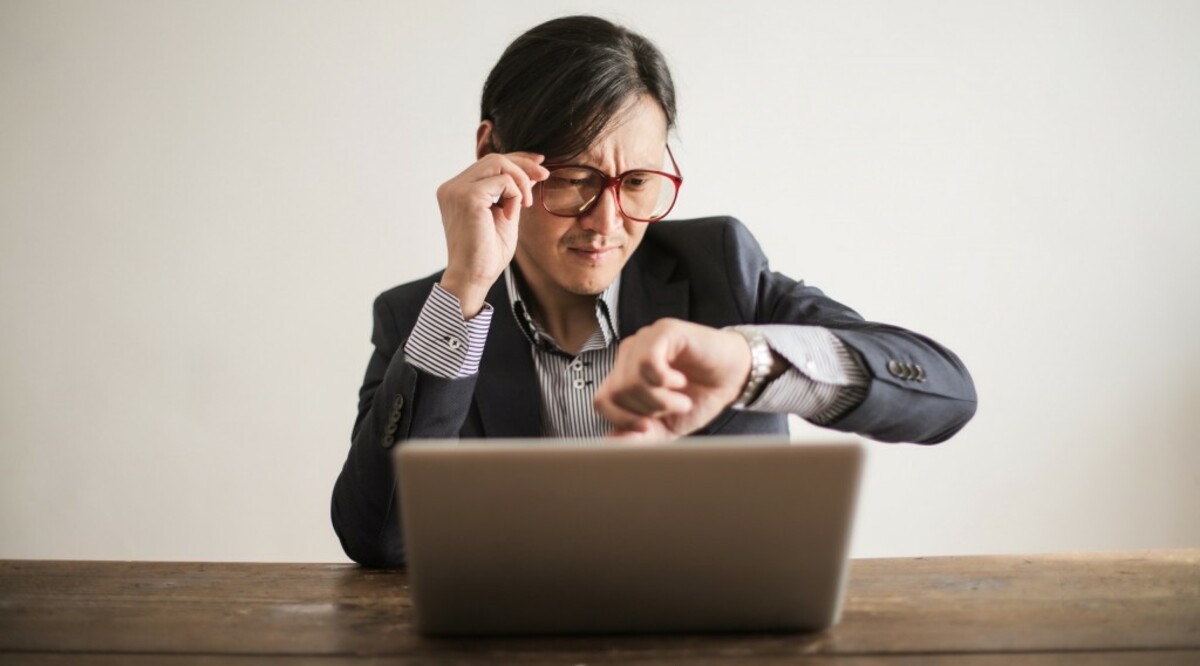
left=516, top=213, right=565, bottom=258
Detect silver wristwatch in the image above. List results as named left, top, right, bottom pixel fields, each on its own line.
left=729, top=326, right=773, bottom=410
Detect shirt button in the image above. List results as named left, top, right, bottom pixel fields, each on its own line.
left=573, top=378, right=586, bottom=390
left=570, top=360, right=584, bottom=372
left=445, top=337, right=462, bottom=351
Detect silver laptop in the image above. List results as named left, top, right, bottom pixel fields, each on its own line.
left=394, top=436, right=863, bottom=636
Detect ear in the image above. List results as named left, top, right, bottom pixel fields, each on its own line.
left=475, top=120, right=496, bottom=160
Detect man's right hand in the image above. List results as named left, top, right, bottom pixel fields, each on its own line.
left=435, top=152, right=549, bottom=318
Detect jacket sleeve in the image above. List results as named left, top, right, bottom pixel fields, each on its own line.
left=330, top=291, right=478, bottom=568
left=721, top=218, right=977, bottom=444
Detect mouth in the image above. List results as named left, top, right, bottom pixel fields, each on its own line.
left=567, top=246, right=620, bottom=262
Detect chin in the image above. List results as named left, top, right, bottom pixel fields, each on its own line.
left=561, top=269, right=618, bottom=296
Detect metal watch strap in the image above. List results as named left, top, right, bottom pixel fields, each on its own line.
left=729, top=326, right=773, bottom=410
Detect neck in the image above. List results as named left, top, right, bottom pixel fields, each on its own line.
left=513, top=266, right=603, bottom=356
left=526, top=287, right=599, bottom=356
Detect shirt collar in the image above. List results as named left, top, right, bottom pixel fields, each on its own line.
left=503, top=263, right=621, bottom=353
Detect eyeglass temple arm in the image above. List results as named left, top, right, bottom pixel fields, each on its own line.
left=666, top=144, right=683, bottom=179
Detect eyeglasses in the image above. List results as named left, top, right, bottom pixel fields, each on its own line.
left=539, top=146, right=683, bottom=222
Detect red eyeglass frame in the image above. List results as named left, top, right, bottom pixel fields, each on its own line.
left=539, top=145, right=683, bottom=222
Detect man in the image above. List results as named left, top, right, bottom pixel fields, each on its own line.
left=332, top=16, right=976, bottom=568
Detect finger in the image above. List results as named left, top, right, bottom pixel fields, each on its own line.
left=639, top=357, right=687, bottom=389
left=638, top=357, right=666, bottom=386
left=496, top=152, right=552, bottom=197
left=474, top=174, right=523, bottom=209
left=612, top=386, right=692, bottom=418
left=499, top=184, right=521, bottom=223
left=594, top=392, right=655, bottom=431
left=472, top=155, right=537, bottom=207
left=654, top=388, right=693, bottom=414
left=504, top=150, right=545, bottom=164
left=628, top=386, right=696, bottom=417
left=659, top=367, right=688, bottom=390
left=628, top=336, right=676, bottom=388
left=606, top=429, right=655, bottom=443
left=608, top=423, right=677, bottom=443
left=504, top=151, right=551, bottom=180
left=498, top=158, right=537, bottom=208
left=612, top=386, right=657, bottom=417
left=634, top=332, right=689, bottom=389
left=473, top=174, right=523, bottom=225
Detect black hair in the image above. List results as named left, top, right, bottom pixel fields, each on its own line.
left=480, top=15, right=677, bottom=161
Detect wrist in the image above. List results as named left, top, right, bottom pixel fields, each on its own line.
left=727, top=326, right=774, bottom=410
left=439, top=273, right=490, bottom=319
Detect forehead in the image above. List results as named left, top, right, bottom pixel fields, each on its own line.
left=569, top=96, right=668, bottom=169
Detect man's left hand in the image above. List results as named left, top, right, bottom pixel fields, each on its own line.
left=593, top=318, right=752, bottom=440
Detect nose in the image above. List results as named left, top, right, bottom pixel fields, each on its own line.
left=578, top=183, right=623, bottom=235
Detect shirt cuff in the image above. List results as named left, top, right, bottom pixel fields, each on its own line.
left=740, top=325, right=869, bottom=423
left=403, top=283, right=493, bottom=379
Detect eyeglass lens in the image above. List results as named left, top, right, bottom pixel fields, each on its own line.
left=542, top=167, right=677, bottom=221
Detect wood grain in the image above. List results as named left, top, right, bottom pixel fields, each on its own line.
left=3, top=651, right=1200, bottom=665
left=1, top=551, right=1196, bottom=663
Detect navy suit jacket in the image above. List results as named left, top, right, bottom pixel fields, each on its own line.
left=332, top=217, right=977, bottom=567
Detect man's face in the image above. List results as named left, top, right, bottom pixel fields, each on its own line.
left=513, top=96, right=669, bottom=301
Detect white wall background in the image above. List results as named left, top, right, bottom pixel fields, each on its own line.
left=2, top=0, right=1197, bottom=563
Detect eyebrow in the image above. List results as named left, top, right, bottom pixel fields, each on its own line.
left=549, top=143, right=666, bottom=171
left=544, top=158, right=662, bottom=174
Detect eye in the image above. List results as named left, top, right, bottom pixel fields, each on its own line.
left=548, top=168, right=595, bottom=188
left=623, top=172, right=652, bottom=188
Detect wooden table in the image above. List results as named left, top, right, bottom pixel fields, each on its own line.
left=1, top=551, right=1197, bottom=664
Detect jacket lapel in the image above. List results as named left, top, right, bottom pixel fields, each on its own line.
left=618, top=244, right=689, bottom=338
left=475, top=277, right=542, bottom=437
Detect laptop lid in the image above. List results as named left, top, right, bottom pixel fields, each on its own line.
left=395, top=436, right=863, bottom=635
